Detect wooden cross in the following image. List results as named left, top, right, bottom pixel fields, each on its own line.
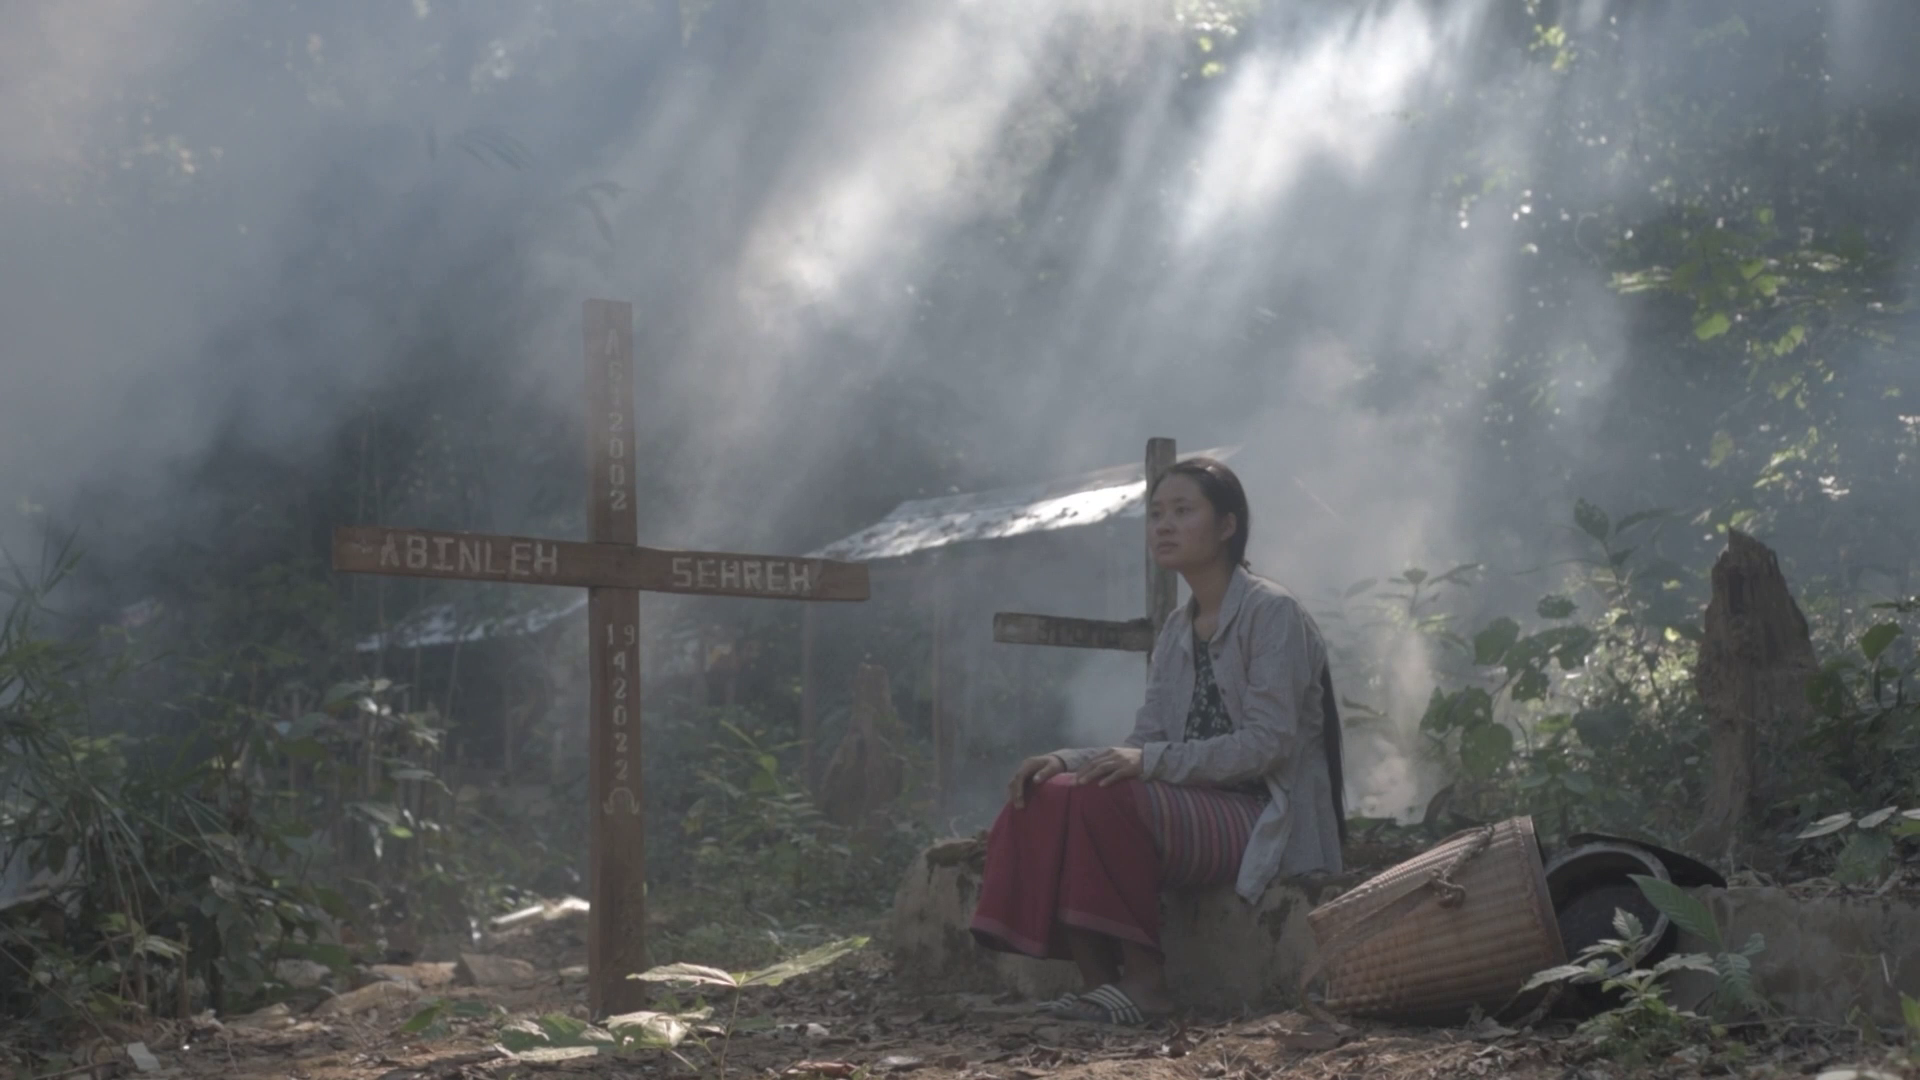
left=992, top=438, right=1179, bottom=663
left=331, top=299, right=870, bottom=1017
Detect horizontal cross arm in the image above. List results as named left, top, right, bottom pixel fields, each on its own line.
left=333, top=525, right=868, bottom=601
left=992, top=612, right=1154, bottom=653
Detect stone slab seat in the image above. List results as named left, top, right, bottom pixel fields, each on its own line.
left=888, top=837, right=1361, bottom=1012
left=890, top=838, right=1920, bottom=1026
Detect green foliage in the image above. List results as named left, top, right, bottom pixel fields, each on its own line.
left=1522, top=877, right=1764, bottom=1061
left=667, top=709, right=926, bottom=934
left=0, top=544, right=346, bottom=1034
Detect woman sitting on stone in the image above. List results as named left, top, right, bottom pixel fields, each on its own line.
left=969, top=457, right=1346, bottom=1026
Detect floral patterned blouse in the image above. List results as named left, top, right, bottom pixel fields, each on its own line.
left=1187, top=628, right=1267, bottom=798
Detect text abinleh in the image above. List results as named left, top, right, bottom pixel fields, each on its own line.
left=670, top=555, right=815, bottom=596
left=376, top=531, right=562, bottom=580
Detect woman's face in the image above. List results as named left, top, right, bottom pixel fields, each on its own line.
left=1148, top=473, right=1235, bottom=572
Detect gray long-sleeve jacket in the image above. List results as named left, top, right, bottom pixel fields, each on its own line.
left=1053, top=567, right=1345, bottom=902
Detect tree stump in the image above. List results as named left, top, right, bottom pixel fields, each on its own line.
left=817, top=662, right=906, bottom=828
left=1684, top=530, right=1818, bottom=859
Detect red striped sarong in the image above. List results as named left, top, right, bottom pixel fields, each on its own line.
left=969, top=774, right=1264, bottom=959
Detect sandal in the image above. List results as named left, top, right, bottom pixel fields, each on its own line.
left=1037, top=992, right=1083, bottom=1013
left=1050, top=983, right=1168, bottom=1027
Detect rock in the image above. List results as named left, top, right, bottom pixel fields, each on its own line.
left=370, top=961, right=457, bottom=988
left=225, top=1003, right=294, bottom=1030
left=456, top=952, right=538, bottom=987
left=889, top=840, right=1353, bottom=1010
left=314, top=979, right=421, bottom=1017
left=125, top=1043, right=161, bottom=1073
left=272, top=959, right=333, bottom=989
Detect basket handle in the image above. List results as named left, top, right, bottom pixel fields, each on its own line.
left=1296, top=824, right=1496, bottom=1028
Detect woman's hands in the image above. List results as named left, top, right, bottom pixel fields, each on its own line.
left=1007, top=754, right=1066, bottom=808
left=1075, top=746, right=1144, bottom=787
left=1008, top=747, right=1148, bottom=808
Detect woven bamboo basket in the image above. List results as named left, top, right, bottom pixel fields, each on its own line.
left=1303, top=816, right=1565, bottom=1023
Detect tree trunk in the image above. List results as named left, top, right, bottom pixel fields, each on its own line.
left=1684, top=530, right=1818, bottom=860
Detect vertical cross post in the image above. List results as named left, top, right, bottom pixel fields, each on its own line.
left=1144, top=436, right=1178, bottom=666
left=584, top=299, right=647, bottom=1017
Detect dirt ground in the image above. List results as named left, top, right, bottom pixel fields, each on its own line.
left=9, top=910, right=1915, bottom=1080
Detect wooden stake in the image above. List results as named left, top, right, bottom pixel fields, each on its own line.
left=801, top=605, right=818, bottom=790
left=585, top=298, right=648, bottom=1016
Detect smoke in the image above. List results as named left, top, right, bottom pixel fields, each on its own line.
left=3, top=1, right=1917, bottom=821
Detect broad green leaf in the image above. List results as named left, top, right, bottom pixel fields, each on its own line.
left=536, top=1013, right=594, bottom=1043
left=1652, top=953, right=1721, bottom=976
left=1611, top=908, right=1645, bottom=942
left=1902, top=993, right=1920, bottom=1036
left=1573, top=499, right=1610, bottom=541
left=1453, top=688, right=1495, bottom=729
left=402, top=1001, right=448, bottom=1035
left=1559, top=771, right=1595, bottom=796
left=498, top=1019, right=551, bottom=1052
left=1796, top=812, right=1853, bottom=839
left=630, top=962, right=740, bottom=989
left=1520, top=963, right=1600, bottom=992
left=1418, top=689, right=1455, bottom=734
left=1401, top=568, right=1428, bottom=586
left=1429, top=562, right=1483, bottom=586
left=1860, top=622, right=1902, bottom=663
left=1535, top=595, right=1577, bottom=620
left=322, top=681, right=364, bottom=710
left=136, top=935, right=187, bottom=961
left=1834, top=831, right=1894, bottom=886
left=1612, top=507, right=1672, bottom=534
left=1545, top=626, right=1597, bottom=670
left=1511, top=667, right=1549, bottom=702
left=1459, top=724, right=1514, bottom=780
left=1707, top=431, right=1735, bottom=469
left=1474, top=618, right=1521, bottom=665
left=1630, top=874, right=1723, bottom=952
left=1806, top=669, right=1851, bottom=719
left=1857, top=806, right=1899, bottom=829
left=737, top=936, right=870, bottom=988
left=1693, top=311, right=1731, bottom=341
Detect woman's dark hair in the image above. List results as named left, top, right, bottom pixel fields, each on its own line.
left=1150, top=456, right=1251, bottom=569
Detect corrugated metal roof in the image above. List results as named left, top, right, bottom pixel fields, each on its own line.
left=809, top=446, right=1236, bottom=563
left=354, top=596, right=586, bottom=653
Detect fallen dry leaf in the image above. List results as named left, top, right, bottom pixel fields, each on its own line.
left=315, top=979, right=421, bottom=1017
left=782, top=1062, right=860, bottom=1079
left=1264, top=1029, right=1345, bottom=1052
